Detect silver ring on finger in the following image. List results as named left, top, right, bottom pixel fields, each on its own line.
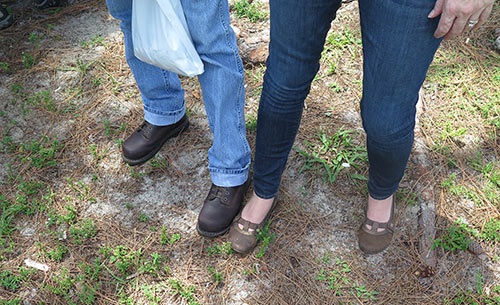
left=468, top=20, right=479, bottom=28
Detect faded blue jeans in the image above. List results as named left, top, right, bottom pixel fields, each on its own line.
left=253, top=0, right=442, bottom=199
left=106, top=0, right=251, bottom=187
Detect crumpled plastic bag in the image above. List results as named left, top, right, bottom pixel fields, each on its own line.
left=132, top=0, right=204, bottom=77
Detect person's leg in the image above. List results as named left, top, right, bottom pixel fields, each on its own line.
left=106, top=0, right=186, bottom=126
left=106, top=0, right=189, bottom=166
left=180, top=0, right=251, bottom=237
left=229, top=0, right=343, bottom=253
left=181, top=0, right=250, bottom=188
left=253, top=0, right=342, bottom=200
left=358, top=0, right=442, bottom=254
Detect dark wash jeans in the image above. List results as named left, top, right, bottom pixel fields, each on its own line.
left=253, top=0, right=442, bottom=200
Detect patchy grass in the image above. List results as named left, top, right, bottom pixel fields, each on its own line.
left=231, top=0, right=267, bottom=23
left=295, top=127, right=368, bottom=183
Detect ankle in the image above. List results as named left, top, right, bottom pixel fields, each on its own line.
left=240, top=192, right=274, bottom=225
left=366, top=194, right=393, bottom=223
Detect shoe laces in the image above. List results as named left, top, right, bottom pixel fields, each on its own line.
left=208, top=185, right=231, bottom=204
left=138, top=122, right=154, bottom=139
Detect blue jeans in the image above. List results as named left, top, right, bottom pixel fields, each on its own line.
left=106, top=0, right=251, bottom=187
left=253, top=0, right=442, bottom=199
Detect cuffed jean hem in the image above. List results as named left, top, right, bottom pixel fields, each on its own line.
left=209, top=164, right=250, bottom=187
left=144, top=107, right=186, bottom=126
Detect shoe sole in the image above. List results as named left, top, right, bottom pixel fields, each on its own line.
left=122, top=119, right=189, bottom=166
left=196, top=223, right=230, bottom=238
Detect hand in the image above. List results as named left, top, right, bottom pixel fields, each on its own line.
left=428, top=0, right=494, bottom=40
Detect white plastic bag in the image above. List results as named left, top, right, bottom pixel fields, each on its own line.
left=132, top=0, right=204, bottom=77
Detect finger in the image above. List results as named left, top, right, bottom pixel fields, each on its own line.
left=428, top=0, right=445, bottom=18
left=434, top=14, right=456, bottom=38
left=467, top=11, right=482, bottom=31
left=475, top=4, right=493, bottom=29
left=443, top=17, right=468, bottom=40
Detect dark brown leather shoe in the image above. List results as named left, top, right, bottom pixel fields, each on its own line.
left=197, top=180, right=250, bottom=238
left=122, top=114, right=189, bottom=166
